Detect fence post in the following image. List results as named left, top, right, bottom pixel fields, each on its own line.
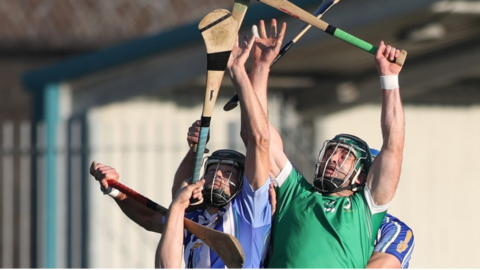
left=19, top=121, right=31, bottom=268
left=44, top=84, right=60, bottom=268
left=1, top=122, right=14, bottom=267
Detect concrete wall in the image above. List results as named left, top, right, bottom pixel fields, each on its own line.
left=316, top=104, right=480, bottom=268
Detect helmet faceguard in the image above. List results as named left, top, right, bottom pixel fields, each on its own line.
left=202, top=149, right=245, bottom=207
left=313, top=134, right=372, bottom=194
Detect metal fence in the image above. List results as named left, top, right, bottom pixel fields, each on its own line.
left=0, top=118, right=167, bottom=268
left=1, top=121, right=31, bottom=268
left=0, top=119, right=89, bottom=268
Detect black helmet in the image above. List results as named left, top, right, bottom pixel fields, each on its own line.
left=202, top=149, right=245, bottom=207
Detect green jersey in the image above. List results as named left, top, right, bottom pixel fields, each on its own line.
left=268, top=162, right=387, bottom=268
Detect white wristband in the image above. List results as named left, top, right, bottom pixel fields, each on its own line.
left=102, top=185, right=122, bottom=199
left=380, top=75, right=399, bottom=90
left=107, top=188, right=121, bottom=199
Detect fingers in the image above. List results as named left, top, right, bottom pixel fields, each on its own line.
left=192, top=120, right=201, bottom=129
left=173, top=179, right=205, bottom=208
left=277, top=22, right=286, bottom=40
left=390, top=47, right=400, bottom=61
left=377, top=40, right=398, bottom=61
left=89, top=161, right=96, bottom=176
left=232, top=34, right=254, bottom=63
left=259, top=20, right=267, bottom=39
left=90, top=162, right=120, bottom=189
left=274, top=22, right=287, bottom=51
left=180, top=177, right=201, bottom=190
left=100, top=179, right=109, bottom=190
left=252, top=25, right=260, bottom=39
left=385, top=45, right=397, bottom=61
left=375, top=40, right=403, bottom=76
left=91, top=163, right=119, bottom=180
left=187, top=121, right=201, bottom=145
left=257, top=19, right=283, bottom=39
left=188, top=121, right=209, bottom=145
left=376, top=40, right=386, bottom=59
left=270, top=19, right=277, bottom=38
left=190, top=179, right=205, bottom=200
left=253, top=19, right=286, bottom=50
left=269, top=182, right=277, bottom=216
left=188, top=120, right=201, bottom=134
left=246, top=34, right=255, bottom=49
left=180, top=178, right=190, bottom=189
left=182, top=179, right=205, bottom=201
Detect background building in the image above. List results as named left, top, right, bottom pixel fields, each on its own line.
left=1, top=0, right=479, bottom=268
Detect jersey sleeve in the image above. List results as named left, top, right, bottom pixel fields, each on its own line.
left=363, top=185, right=390, bottom=214
left=374, top=216, right=415, bottom=268
left=235, top=175, right=272, bottom=227
left=273, top=160, right=313, bottom=219
left=361, top=186, right=389, bottom=246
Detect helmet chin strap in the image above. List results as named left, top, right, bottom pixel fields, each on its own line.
left=203, top=187, right=231, bottom=207
left=314, top=180, right=364, bottom=194
left=313, top=176, right=345, bottom=193
left=314, top=165, right=364, bottom=194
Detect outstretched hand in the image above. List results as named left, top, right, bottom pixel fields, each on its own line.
left=228, top=34, right=255, bottom=72
left=375, top=41, right=402, bottom=76
left=252, top=19, right=286, bottom=66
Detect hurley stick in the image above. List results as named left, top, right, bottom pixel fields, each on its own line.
left=223, top=0, right=342, bottom=111
left=257, top=0, right=407, bottom=64
left=232, top=0, right=251, bottom=27
left=190, top=10, right=238, bottom=204
left=189, top=1, right=250, bottom=155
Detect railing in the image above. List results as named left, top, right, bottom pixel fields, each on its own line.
left=1, top=121, right=32, bottom=268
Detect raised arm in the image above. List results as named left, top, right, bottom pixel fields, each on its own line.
left=248, top=19, right=288, bottom=178
left=228, top=34, right=271, bottom=190
left=171, top=120, right=208, bottom=198
left=367, top=41, right=405, bottom=205
left=90, top=162, right=164, bottom=233
left=156, top=180, right=205, bottom=268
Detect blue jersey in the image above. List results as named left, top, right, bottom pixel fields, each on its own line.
left=374, top=213, right=415, bottom=268
left=183, top=176, right=272, bottom=268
